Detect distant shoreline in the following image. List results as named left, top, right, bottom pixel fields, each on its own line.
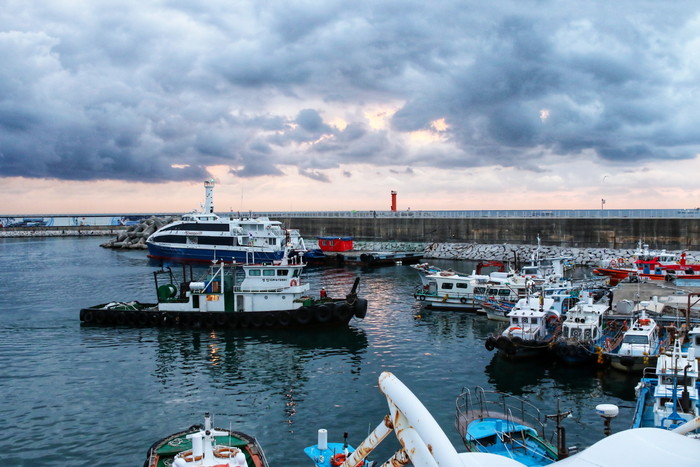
left=0, top=226, right=125, bottom=238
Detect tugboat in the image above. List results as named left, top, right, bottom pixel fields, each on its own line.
left=80, top=252, right=368, bottom=329
left=144, top=412, right=269, bottom=467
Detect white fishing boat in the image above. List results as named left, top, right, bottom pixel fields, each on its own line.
left=146, top=179, right=306, bottom=263
left=607, top=305, right=665, bottom=373
left=552, top=295, right=627, bottom=366
left=484, top=295, right=562, bottom=359
left=80, top=251, right=368, bottom=329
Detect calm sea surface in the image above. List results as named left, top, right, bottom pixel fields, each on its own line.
left=0, top=237, right=640, bottom=466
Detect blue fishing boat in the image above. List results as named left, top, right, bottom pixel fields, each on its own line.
left=455, top=387, right=563, bottom=466
left=304, top=430, right=373, bottom=467
left=632, top=337, right=699, bottom=434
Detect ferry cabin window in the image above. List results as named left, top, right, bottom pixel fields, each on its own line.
left=199, top=237, right=236, bottom=246
left=155, top=234, right=186, bottom=244
left=263, top=270, right=275, bottom=277
left=249, top=270, right=261, bottom=276
left=276, top=269, right=289, bottom=276
left=441, top=283, right=454, bottom=290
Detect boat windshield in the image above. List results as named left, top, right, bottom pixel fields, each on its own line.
left=623, top=335, right=649, bottom=345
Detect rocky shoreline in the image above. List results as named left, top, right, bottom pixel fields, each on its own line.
left=98, top=216, right=179, bottom=249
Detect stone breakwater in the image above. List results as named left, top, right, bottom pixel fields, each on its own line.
left=355, top=241, right=700, bottom=266
left=100, top=216, right=179, bottom=249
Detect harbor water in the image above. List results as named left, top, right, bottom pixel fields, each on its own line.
left=1, top=237, right=640, bottom=466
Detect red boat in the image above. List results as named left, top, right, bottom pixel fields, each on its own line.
left=593, top=243, right=700, bottom=285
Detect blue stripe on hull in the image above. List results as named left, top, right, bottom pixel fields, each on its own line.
left=147, top=244, right=283, bottom=263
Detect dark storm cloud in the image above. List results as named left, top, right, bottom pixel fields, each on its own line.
left=1, top=1, right=699, bottom=182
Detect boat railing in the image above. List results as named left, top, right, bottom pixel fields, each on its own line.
left=233, top=286, right=290, bottom=294
left=456, top=387, right=549, bottom=440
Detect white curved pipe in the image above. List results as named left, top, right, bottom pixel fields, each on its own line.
left=378, top=372, right=463, bottom=466
left=671, top=416, right=700, bottom=435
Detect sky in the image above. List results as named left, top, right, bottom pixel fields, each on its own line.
left=2, top=1, right=700, bottom=215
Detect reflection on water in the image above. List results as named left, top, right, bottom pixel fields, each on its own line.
left=0, top=238, right=650, bottom=465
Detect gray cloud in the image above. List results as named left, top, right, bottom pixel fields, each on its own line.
left=1, top=1, right=699, bottom=183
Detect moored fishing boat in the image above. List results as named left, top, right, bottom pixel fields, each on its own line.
left=484, top=296, right=563, bottom=359
left=304, top=430, right=373, bottom=467
left=551, top=295, right=626, bottom=366
left=144, top=412, right=269, bottom=467
left=311, top=371, right=699, bottom=466
left=146, top=179, right=306, bottom=263
left=594, top=241, right=700, bottom=285
left=606, top=307, right=664, bottom=373
left=80, top=252, right=368, bottom=329
left=455, top=387, right=563, bottom=466
left=631, top=339, right=699, bottom=434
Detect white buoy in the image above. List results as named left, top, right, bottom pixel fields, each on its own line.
left=317, top=428, right=328, bottom=451
left=596, top=404, right=619, bottom=419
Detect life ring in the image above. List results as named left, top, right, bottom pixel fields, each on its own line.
left=213, top=446, right=241, bottom=458
left=460, top=297, right=468, bottom=304
left=178, top=450, right=204, bottom=463
left=290, top=279, right=298, bottom=287
left=330, top=453, right=362, bottom=467
left=609, top=259, right=618, bottom=268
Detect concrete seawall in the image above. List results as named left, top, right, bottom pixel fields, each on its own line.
left=278, top=216, right=700, bottom=250
left=4, top=216, right=700, bottom=265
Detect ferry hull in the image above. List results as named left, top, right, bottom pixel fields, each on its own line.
left=147, top=243, right=284, bottom=263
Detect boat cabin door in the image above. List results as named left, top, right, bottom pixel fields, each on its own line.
left=236, top=295, right=245, bottom=312
left=427, top=281, right=437, bottom=294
